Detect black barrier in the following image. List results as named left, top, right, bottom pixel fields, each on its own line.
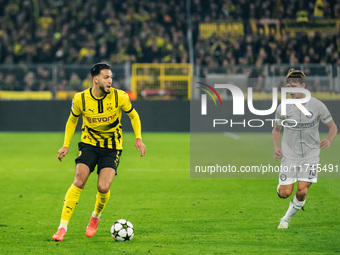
left=0, top=100, right=338, bottom=132
left=0, top=100, right=190, bottom=132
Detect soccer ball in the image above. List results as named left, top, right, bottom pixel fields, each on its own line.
left=110, top=219, right=134, bottom=241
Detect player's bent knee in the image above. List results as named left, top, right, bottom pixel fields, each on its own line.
left=279, top=187, right=293, bottom=198
left=98, top=184, right=111, bottom=193
left=296, top=190, right=308, bottom=200
left=279, top=191, right=291, bottom=199
left=73, top=179, right=86, bottom=189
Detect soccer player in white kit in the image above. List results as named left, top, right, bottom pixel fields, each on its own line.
left=272, top=69, right=338, bottom=229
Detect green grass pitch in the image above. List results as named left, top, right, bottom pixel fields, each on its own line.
left=0, top=132, right=339, bottom=254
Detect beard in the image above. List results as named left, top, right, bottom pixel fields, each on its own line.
left=99, top=84, right=111, bottom=94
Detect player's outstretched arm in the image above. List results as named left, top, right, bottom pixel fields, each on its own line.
left=58, top=113, right=79, bottom=162
left=126, top=108, right=146, bottom=157
left=320, top=120, right=338, bottom=149
left=272, top=124, right=283, bottom=160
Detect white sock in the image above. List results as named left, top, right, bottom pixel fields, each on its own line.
left=92, top=211, right=101, bottom=218
left=282, top=195, right=305, bottom=222
left=58, top=224, right=68, bottom=231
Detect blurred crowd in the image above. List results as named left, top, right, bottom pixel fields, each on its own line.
left=0, top=0, right=340, bottom=92
left=0, top=0, right=189, bottom=65
left=1, top=0, right=340, bottom=65
left=196, top=32, right=340, bottom=68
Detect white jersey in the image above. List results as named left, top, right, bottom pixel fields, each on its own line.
left=275, top=97, right=332, bottom=159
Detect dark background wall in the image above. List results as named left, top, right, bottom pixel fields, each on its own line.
left=0, top=100, right=339, bottom=132
left=0, top=100, right=190, bottom=132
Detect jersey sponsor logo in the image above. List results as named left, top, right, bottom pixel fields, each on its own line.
left=280, top=119, right=297, bottom=127
left=87, top=114, right=117, bottom=123
left=293, top=122, right=316, bottom=129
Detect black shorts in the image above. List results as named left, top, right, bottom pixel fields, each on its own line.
left=75, top=142, right=122, bottom=175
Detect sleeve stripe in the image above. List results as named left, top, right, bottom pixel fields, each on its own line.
left=124, top=106, right=134, bottom=113
left=71, top=110, right=80, bottom=117
left=114, top=89, right=118, bottom=108
left=81, top=92, right=85, bottom=111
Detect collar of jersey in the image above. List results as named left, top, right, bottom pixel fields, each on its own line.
left=89, top=87, right=109, bottom=101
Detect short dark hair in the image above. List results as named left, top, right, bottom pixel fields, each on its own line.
left=285, top=68, right=306, bottom=85
left=91, top=63, right=111, bottom=77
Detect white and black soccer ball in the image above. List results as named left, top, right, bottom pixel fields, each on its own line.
left=110, top=219, right=134, bottom=241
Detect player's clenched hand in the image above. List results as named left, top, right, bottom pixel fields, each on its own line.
left=58, top=146, right=69, bottom=162
left=135, top=138, right=146, bottom=157
left=274, top=148, right=283, bottom=160
left=320, top=139, right=331, bottom=149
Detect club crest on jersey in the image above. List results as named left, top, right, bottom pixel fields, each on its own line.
left=107, top=103, right=113, bottom=112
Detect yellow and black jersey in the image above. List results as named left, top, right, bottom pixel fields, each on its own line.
left=63, top=87, right=141, bottom=150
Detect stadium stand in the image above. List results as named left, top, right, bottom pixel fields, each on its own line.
left=0, top=0, right=340, bottom=95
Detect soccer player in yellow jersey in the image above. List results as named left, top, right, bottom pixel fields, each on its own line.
left=52, top=63, right=146, bottom=241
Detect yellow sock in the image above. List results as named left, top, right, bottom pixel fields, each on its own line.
left=94, top=190, right=111, bottom=217
left=60, top=184, right=83, bottom=226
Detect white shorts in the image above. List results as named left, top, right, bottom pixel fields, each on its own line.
left=279, top=156, right=319, bottom=185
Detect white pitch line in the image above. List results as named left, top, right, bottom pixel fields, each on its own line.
left=223, top=132, right=240, bottom=140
